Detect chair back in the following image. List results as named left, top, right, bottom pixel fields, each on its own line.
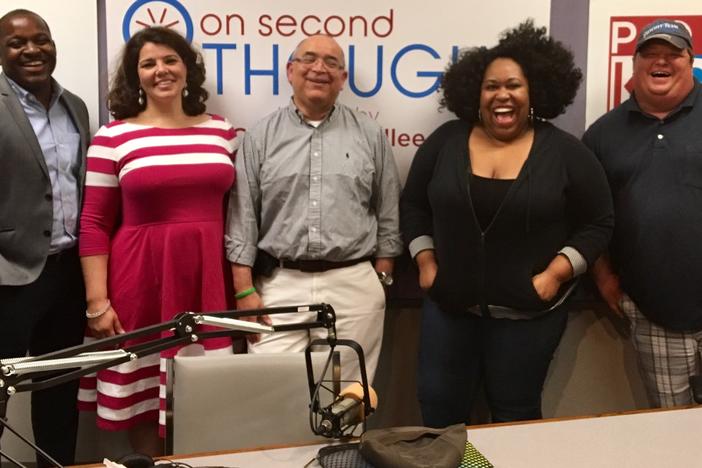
left=165, top=351, right=339, bottom=454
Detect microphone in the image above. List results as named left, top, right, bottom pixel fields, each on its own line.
left=316, top=382, right=378, bottom=437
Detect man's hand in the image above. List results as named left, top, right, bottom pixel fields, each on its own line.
left=232, top=263, right=272, bottom=343
left=591, top=255, right=624, bottom=316
left=374, top=257, right=394, bottom=276
left=235, top=292, right=271, bottom=344
left=598, top=276, right=624, bottom=316
left=374, top=257, right=395, bottom=289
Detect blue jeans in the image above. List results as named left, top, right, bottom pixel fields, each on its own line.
left=417, top=298, right=568, bottom=427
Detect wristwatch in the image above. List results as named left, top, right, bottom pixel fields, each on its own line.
left=377, top=271, right=394, bottom=287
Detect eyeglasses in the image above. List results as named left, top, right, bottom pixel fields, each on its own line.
left=291, top=53, right=344, bottom=70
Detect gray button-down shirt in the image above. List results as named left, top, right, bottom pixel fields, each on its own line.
left=226, top=101, right=402, bottom=266
left=7, top=77, right=81, bottom=253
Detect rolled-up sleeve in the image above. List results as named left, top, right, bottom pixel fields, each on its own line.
left=225, top=131, right=261, bottom=267
left=372, top=129, right=403, bottom=257
left=558, top=246, right=588, bottom=276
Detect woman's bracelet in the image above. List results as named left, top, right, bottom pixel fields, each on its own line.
left=235, top=287, right=257, bottom=300
left=86, top=299, right=111, bottom=319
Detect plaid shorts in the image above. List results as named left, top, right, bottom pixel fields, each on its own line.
left=620, top=293, right=702, bottom=407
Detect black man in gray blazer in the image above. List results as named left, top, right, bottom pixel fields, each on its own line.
left=0, top=9, right=90, bottom=466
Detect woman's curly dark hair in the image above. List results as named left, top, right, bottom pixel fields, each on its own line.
left=108, top=27, right=208, bottom=119
left=441, top=19, right=582, bottom=122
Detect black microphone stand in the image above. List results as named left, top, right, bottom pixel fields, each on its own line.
left=0, top=303, right=350, bottom=468
left=306, top=335, right=375, bottom=439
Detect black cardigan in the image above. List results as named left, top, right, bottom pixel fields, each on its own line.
left=400, top=119, right=614, bottom=315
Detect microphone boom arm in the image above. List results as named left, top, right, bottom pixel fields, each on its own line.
left=0, top=303, right=342, bottom=467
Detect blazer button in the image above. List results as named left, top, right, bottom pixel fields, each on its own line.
left=43, top=230, right=51, bottom=237
left=45, top=193, right=53, bottom=201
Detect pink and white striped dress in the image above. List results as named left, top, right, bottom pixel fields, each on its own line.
left=77, top=115, right=239, bottom=436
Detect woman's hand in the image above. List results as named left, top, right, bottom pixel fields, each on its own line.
left=81, top=255, right=120, bottom=338
left=415, top=250, right=438, bottom=291
left=87, top=302, right=125, bottom=338
left=531, top=271, right=562, bottom=301
left=532, top=254, right=574, bottom=302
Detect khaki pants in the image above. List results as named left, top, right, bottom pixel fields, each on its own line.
left=249, top=261, right=386, bottom=384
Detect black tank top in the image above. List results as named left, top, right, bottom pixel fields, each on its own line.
left=469, top=173, right=514, bottom=231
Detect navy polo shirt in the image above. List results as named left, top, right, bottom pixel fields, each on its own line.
left=583, top=80, right=702, bottom=331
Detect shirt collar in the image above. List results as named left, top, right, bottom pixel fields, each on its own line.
left=287, top=97, right=338, bottom=126
left=5, top=75, right=63, bottom=109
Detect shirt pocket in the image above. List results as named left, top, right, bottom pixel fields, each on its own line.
left=332, top=136, right=376, bottom=201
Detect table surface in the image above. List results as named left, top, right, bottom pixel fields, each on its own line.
left=168, top=406, right=702, bottom=468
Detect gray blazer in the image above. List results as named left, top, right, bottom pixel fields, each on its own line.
left=0, top=73, right=90, bottom=286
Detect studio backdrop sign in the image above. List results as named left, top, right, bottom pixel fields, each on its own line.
left=104, top=0, right=550, bottom=181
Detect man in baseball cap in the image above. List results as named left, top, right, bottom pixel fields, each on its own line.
left=584, top=18, right=702, bottom=409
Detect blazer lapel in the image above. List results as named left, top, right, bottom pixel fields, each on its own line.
left=61, top=92, right=89, bottom=189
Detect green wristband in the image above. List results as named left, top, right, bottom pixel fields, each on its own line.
left=235, top=286, right=257, bottom=300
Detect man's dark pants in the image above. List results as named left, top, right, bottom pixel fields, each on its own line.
left=0, top=247, right=86, bottom=466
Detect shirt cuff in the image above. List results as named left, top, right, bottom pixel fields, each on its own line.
left=376, top=237, right=404, bottom=258
left=224, top=238, right=258, bottom=267
left=559, top=246, right=587, bottom=277
left=408, top=235, right=435, bottom=259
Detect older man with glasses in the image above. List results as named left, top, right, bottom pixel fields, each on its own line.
left=226, top=34, right=402, bottom=383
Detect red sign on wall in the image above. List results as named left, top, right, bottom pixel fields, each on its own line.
left=607, top=15, right=702, bottom=110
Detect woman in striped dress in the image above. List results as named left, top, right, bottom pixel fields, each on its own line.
left=78, top=26, right=238, bottom=455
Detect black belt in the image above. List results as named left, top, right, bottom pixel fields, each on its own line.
left=278, top=256, right=372, bottom=273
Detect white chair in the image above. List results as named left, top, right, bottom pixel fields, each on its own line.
left=165, top=351, right=339, bottom=454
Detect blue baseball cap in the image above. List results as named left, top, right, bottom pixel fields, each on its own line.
left=636, top=19, right=693, bottom=51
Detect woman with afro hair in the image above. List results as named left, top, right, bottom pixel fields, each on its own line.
left=400, top=20, right=614, bottom=426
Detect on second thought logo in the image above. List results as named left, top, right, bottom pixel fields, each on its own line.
left=122, top=0, right=194, bottom=42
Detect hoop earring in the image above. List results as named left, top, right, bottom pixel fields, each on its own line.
left=182, top=87, right=189, bottom=98
left=478, top=109, right=482, bottom=122
left=138, top=88, right=145, bottom=106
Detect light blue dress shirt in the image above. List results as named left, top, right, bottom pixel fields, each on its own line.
left=7, top=77, right=81, bottom=253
